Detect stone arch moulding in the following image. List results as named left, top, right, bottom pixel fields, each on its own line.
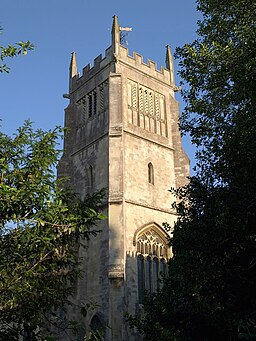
left=133, top=222, right=171, bottom=259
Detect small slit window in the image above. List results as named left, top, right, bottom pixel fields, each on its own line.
left=148, top=162, right=154, bottom=185
left=88, top=165, right=93, bottom=189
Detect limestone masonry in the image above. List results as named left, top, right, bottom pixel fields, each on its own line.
left=58, top=15, right=189, bottom=341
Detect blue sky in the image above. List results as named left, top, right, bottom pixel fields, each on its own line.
left=0, top=0, right=200, bottom=171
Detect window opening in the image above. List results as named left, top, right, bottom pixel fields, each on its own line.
left=136, top=226, right=169, bottom=303
left=145, top=256, right=151, bottom=292
left=137, top=255, right=144, bottom=305
left=88, top=165, right=93, bottom=189
left=88, top=94, right=93, bottom=117
left=90, top=315, right=101, bottom=331
left=148, top=162, right=154, bottom=185
left=90, top=314, right=105, bottom=339
left=93, top=90, right=97, bottom=115
left=99, top=85, right=104, bottom=113
left=153, top=257, right=159, bottom=292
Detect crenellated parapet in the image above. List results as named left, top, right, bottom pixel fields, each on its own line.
left=69, top=15, right=176, bottom=95
left=118, top=45, right=173, bottom=86
left=69, top=46, right=113, bottom=93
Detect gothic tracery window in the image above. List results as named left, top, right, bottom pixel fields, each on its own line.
left=136, top=225, right=169, bottom=304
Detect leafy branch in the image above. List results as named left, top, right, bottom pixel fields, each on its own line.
left=0, top=27, right=34, bottom=73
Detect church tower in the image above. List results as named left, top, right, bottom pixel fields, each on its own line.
left=58, top=15, right=189, bottom=341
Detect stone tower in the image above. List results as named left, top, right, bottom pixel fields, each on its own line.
left=58, top=15, right=189, bottom=341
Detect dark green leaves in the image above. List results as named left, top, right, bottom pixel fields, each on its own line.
left=0, top=122, right=105, bottom=340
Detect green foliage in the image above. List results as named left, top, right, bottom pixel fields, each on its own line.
left=130, top=0, right=256, bottom=340
left=0, top=121, right=105, bottom=340
left=176, top=0, right=256, bottom=184
left=84, top=330, right=104, bottom=341
left=0, top=26, right=34, bottom=73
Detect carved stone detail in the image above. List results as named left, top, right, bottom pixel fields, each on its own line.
left=109, top=192, right=123, bottom=203
left=109, top=125, right=122, bottom=136
left=108, top=264, right=124, bottom=279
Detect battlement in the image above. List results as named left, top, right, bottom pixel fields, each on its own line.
left=69, top=15, right=175, bottom=93
left=69, top=46, right=113, bottom=92
left=119, top=45, right=172, bottom=85
left=70, top=45, right=173, bottom=93
left=80, top=46, right=112, bottom=78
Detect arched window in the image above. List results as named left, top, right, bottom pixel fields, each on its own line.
left=90, top=314, right=101, bottom=331
left=148, top=162, right=154, bottom=185
left=135, top=224, right=169, bottom=303
left=90, top=313, right=105, bottom=339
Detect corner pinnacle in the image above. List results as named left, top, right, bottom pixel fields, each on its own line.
left=165, top=45, right=174, bottom=84
left=69, top=52, right=78, bottom=79
left=112, top=15, right=120, bottom=55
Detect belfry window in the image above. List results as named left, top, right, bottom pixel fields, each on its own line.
left=136, top=225, right=169, bottom=304
left=88, top=90, right=97, bottom=117
left=148, top=162, right=154, bottom=185
left=76, top=79, right=108, bottom=121
left=93, top=90, right=97, bottom=115
left=88, top=93, right=93, bottom=117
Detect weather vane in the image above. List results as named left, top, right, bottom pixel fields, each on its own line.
left=120, top=26, right=132, bottom=46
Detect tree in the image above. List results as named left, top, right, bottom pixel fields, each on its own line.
left=0, top=122, right=105, bottom=340
left=0, top=30, right=105, bottom=340
left=0, top=27, right=34, bottom=73
left=129, top=0, right=256, bottom=339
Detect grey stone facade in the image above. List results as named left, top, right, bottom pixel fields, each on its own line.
left=58, top=15, right=189, bottom=341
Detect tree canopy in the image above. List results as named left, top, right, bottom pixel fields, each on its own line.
left=129, top=0, right=256, bottom=340
left=0, top=32, right=105, bottom=340
left=0, top=122, right=105, bottom=340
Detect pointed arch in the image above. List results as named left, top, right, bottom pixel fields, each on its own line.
left=134, top=222, right=171, bottom=303
left=89, top=312, right=106, bottom=337
left=133, top=222, right=170, bottom=249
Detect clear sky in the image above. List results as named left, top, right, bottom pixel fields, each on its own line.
left=0, top=0, right=200, bottom=171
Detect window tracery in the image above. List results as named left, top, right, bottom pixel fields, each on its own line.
left=136, top=225, right=169, bottom=303
left=128, top=80, right=167, bottom=137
